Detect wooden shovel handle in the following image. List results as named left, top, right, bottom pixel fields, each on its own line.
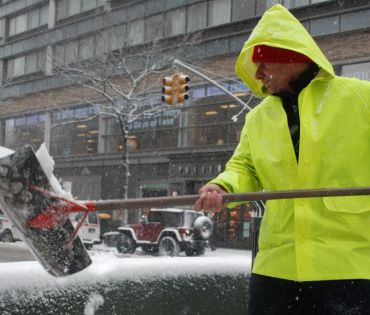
left=92, top=186, right=370, bottom=211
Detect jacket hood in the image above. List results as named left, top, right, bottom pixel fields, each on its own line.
left=235, top=4, right=335, bottom=97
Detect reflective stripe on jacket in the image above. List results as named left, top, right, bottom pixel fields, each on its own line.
left=210, top=4, right=370, bottom=281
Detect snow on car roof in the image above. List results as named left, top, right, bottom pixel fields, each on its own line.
left=150, top=208, right=199, bottom=213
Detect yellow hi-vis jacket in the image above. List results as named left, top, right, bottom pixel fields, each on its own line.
left=210, top=4, right=370, bottom=281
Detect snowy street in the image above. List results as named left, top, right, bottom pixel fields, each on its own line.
left=0, top=242, right=252, bottom=315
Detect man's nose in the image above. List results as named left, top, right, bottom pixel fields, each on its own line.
left=255, top=65, right=264, bottom=80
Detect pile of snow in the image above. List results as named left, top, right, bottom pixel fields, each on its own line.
left=0, top=248, right=251, bottom=292
left=0, top=146, right=14, bottom=159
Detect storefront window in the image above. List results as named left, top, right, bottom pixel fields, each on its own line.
left=183, top=102, right=243, bottom=147
left=103, top=109, right=180, bottom=153
left=213, top=204, right=253, bottom=248
left=341, top=62, right=370, bottom=81
left=4, top=114, right=45, bottom=150
left=50, top=106, right=99, bottom=156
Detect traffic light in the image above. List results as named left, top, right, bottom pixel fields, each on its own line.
left=176, top=74, right=190, bottom=103
left=161, top=73, right=190, bottom=105
left=162, top=76, right=176, bottom=105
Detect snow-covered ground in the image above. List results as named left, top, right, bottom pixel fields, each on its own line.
left=0, top=243, right=251, bottom=315
left=0, top=242, right=251, bottom=291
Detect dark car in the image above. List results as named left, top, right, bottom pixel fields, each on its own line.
left=115, top=208, right=213, bottom=256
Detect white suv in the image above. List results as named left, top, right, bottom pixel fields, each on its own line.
left=70, top=212, right=101, bottom=249
left=0, top=209, right=22, bottom=242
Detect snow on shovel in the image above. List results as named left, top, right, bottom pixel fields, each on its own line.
left=0, top=145, right=369, bottom=277
left=0, top=146, right=91, bottom=277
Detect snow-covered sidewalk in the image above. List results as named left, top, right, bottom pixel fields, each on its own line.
left=0, top=245, right=251, bottom=315
left=0, top=245, right=251, bottom=291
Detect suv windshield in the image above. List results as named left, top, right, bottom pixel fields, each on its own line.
left=148, top=211, right=183, bottom=227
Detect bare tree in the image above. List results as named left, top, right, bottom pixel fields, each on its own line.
left=50, top=26, right=201, bottom=223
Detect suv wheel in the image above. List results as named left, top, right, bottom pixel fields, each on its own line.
left=1, top=230, right=14, bottom=242
left=159, top=236, right=180, bottom=257
left=116, top=234, right=135, bottom=254
left=193, top=216, right=213, bottom=240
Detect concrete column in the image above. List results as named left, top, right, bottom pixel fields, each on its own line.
left=98, top=115, right=106, bottom=153
left=178, top=110, right=188, bottom=147
left=0, top=18, right=6, bottom=45
left=0, top=120, right=3, bottom=146
left=45, top=45, right=53, bottom=75
left=43, top=112, right=52, bottom=152
left=48, top=0, right=56, bottom=29
left=0, top=59, right=4, bottom=85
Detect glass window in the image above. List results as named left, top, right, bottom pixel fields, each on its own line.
left=341, top=9, right=370, bottom=32
left=165, top=0, right=186, bottom=10
left=145, top=14, right=164, bottom=42
left=310, top=15, right=339, bottom=36
left=111, top=24, right=127, bottom=50
left=183, top=103, right=243, bottom=147
left=232, top=0, right=255, bottom=21
left=13, top=13, right=27, bottom=35
left=13, top=56, right=26, bottom=77
left=290, top=0, right=310, bottom=7
left=192, top=86, right=206, bottom=99
left=165, top=8, right=186, bottom=37
left=4, top=115, right=44, bottom=151
left=9, top=17, right=15, bottom=36
left=25, top=53, right=38, bottom=74
left=37, top=50, right=46, bottom=72
left=103, top=109, right=180, bottom=153
left=207, top=85, right=225, bottom=96
left=81, top=0, right=96, bottom=12
left=39, top=5, right=49, bottom=26
left=127, top=19, right=144, bottom=46
left=54, top=44, right=65, bottom=67
left=27, top=9, right=40, bottom=30
left=228, top=81, right=250, bottom=94
left=65, top=40, right=79, bottom=64
left=208, top=0, right=231, bottom=27
left=187, top=3, right=207, bottom=32
left=57, top=0, right=68, bottom=20
left=8, top=50, right=46, bottom=78
left=79, top=36, right=95, bottom=60
left=51, top=107, right=98, bottom=156
left=95, top=30, right=110, bottom=56
left=57, top=0, right=102, bottom=20
left=341, top=62, right=370, bottom=81
left=69, top=0, right=82, bottom=16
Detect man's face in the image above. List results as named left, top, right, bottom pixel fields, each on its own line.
left=255, top=62, right=309, bottom=94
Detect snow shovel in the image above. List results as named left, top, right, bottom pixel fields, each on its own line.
left=1, top=146, right=370, bottom=277
left=0, top=146, right=92, bottom=277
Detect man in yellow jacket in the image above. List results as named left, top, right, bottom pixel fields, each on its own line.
left=194, top=4, right=370, bottom=314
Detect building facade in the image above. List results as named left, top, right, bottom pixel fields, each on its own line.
left=0, top=0, right=370, bottom=248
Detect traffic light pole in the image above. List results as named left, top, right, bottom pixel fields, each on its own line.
left=173, top=59, right=253, bottom=111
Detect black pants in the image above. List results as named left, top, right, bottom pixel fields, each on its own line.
left=248, top=273, right=370, bottom=315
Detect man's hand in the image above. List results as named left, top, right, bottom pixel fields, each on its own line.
left=194, top=184, right=226, bottom=213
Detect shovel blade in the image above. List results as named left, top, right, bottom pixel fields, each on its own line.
left=0, top=146, right=91, bottom=277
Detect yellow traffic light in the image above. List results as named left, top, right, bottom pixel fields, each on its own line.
left=176, top=74, right=190, bottom=103
left=161, top=76, right=176, bottom=105
left=161, top=73, right=190, bottom=105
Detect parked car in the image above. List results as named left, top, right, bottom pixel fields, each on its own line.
left=70, top=212, right=101, bottom=249
left=116, top=208, right=213, bottom=256
left=0, top=209, right=22, bottom=242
